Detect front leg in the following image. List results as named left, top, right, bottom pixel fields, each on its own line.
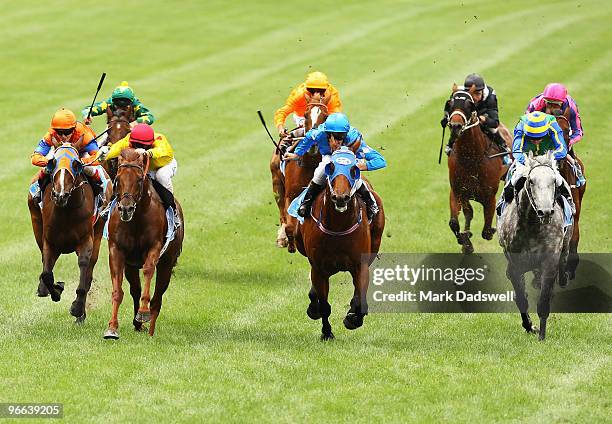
left=40, top=242, right=63, bottom=302
left=135, top=243, right=162, bottom=323
left=482, top=194, right=497, bottom=240
left=71, top=237, right=94, bottom=321
left=104, top=244, right=125, bottom=340
left=344, top=261, right=369, bottom=330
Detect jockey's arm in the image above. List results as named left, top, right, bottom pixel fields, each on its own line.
left=148, top=136, right=173, bottom=161
left=481, top=91, right=500, bottom=129
left=550, top=122, right=567, bottom=160
left=359, top=141, right=386, bottom=171
left=31, top=138, right=52, bottom=166
left=103, top=137, right=130, bottom=161
left=134, top=102, right=155, bottom=125
left=512, top=124, right=526, bottom=165
left=274, top=87, right=301, bottom=132
left=293, top=131, right=317, bottom=157
left=567, top=98, right=583, bottom=146
left=327, top=88, right=343, bottom=114
left=81, top=98, right=111, bottom=119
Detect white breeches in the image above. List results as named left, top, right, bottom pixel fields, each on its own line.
left=148, top=158, right=177, bottom=193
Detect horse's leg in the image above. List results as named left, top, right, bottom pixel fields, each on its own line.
left=566, top=191, right=581, bottom=280
left=104, top=245, right=125, bottom=340
left=70, top=237, right=94, bottom=322
left=29, top=197, right=48, bottom=297
left=344, top=261, right=369, bottom=330
left=124, top=265, right=143, bottom=331
left=537, top=271, right=556, bottom=341
left=148, top=257, right=174, bottom=336
left=270, top=153, right=287, bottom=248
left=40, top=242, right=63, bottom=302
left=449, top=189, right=463, bottom=245
left=481, top=194, right=497, bottom=240
left=306, top=272, right=321, bottom=320
left=136, top=246, right=162, bottom=323
left=311, top=269, right=333, bottom=340
left=462, top=199, right=474, bottom=237
left=507, top=265, right=537, bottom=334
left=285, top=213, right=298, bottom=254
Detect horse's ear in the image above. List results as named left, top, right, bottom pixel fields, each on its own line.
left=526, top=151, right=534, bottom=164
left=106, top=106, right=113, bottom=121
left=323, top=91, right=332, bottom=105
left=325, top=161, right=335, bottom=176
left=468, top=85, right=477, bottom=95
left=304, top=90, right=312, bottom=103
left=452, top=83, right=458, bottom=93
left=127, top=104, right=135, bottom=121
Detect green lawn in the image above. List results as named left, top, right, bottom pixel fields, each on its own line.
left=0, top=0, right=610, bottom=422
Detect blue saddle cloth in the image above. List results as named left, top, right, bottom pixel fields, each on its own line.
left=103, top=199, right=178, bottom=257
left=288, top=188, right=308, bottom=224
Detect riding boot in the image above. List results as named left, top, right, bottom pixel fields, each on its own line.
left=87, top=169, right=104, bottom=197
left=298, top=181, right=324, bottom=218
left=151, top=179, right=181, bottom=227
left=34, top=171, right=50, bottom=204
left=356, top=184, right=379, bottom=221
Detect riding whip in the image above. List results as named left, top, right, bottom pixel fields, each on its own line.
left=86, top=73, right=106, bottom=121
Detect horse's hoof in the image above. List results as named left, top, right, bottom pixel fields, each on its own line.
left=135, top=310, right=151, bottom=323
left=320, top=332, right=335, bottom=341
left=103, top=328, right=119, bottom=340
left=524, top=325, right=538, bottom=334
left=461, top=243, right=474, bottom=255
left=37, top=282, right=49, bottom=297
left=70, top=301, right=85, bottom=318
left=343, top=313, right=364, bottom=330
left=133, top=321, right=147, bottom=332
left=482, top=228, right=496, bottom=240
left=306, top=304, right=321, bottom=320
left=74, top=313, right=86, bottom=324
left=538, top=331, right=546, bottom=341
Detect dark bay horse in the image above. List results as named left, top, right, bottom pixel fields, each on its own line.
left=103, top=105, right=133, bottom=179
left=295, top=146, right=385, bottom=340
left=270, top=91, right=329, bottom=249
left=104, top=149, right=184, bottom=339
left=498, top=151, right=572, bottom=340
left=27, top=144, right=108, bottom=322
left=555, top=113, right=586, bottom=279
left=447, top=85, right=506, bottom=254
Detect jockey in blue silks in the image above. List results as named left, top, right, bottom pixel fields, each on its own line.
left=283, top=113, right=386, bottom=219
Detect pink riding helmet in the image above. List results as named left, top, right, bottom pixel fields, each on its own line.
left=542, top=83, right=568, bottom=102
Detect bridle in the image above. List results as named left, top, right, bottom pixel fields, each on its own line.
left=524, top=161, right=557, bottom=223
left=447, top=91, right=480, bottom=135
left=115, top=157, right=150, bottom=207
left=51, top=145, right=88, bottom=202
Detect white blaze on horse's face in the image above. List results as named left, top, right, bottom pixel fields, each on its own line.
left=310, top=106, right=321, bottom=129
left=59, top=169, right=66, bottom=196
left=528, top=165, right=557, bottom=220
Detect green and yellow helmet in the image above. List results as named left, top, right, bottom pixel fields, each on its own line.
left=111, top=81, right=135, bottom=102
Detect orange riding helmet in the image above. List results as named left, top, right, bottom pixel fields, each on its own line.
left=305, top=71, right=329, bottom=89
left=51, top=108, right=77, bottom=130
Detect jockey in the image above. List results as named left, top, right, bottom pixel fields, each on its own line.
left=31, top=108, right=106, bottom=203
left=501, top=111, right=572, bottom=208
left=81, top=81, right=155, bottom=127
left=283, top=113, right=386, bottom=220
left=526, top=83, right=583, bottom=150
left=442, top=73, right=508, bottom=156
left=274, top=71, right=342, bottom=147
left=98, top=123, right=179, bottom=221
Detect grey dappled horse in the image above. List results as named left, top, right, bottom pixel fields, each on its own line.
left=498, top=151, right=573, bottom=340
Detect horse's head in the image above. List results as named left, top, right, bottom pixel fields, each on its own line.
left=115, top=148, right=149, bottom=222
left=325, top=146, right=361, bottom=213
left=304, top=91, right=330, bottom=132
left=107, top=105, right=133, bottom=145
left=524, top=150, right=560, bottom=223
left=553, top=111, right=571, bottom=144
left=447, top=84, right=479, bottom=138
left=49, top=144, right=85, bottom=207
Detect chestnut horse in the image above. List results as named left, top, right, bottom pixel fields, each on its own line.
left=270, top=91, right=330, bottom=250
left=27, top=144, right=108, bottom=322
left=103, top=149, right=184, bottom=339
left=447, top=86, right=506, bottom=254
left=295, top=146, right=385, bottom=340
left=103, top=105, right=133, bottom=179
left=555, top=113, right=586, bottom=278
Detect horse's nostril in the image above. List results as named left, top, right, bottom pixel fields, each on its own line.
left=331, top=194, right=337, bottom=201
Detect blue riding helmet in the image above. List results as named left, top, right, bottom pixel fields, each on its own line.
left=324, top=113, right=350, bottom=133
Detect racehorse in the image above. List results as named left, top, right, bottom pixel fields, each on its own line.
left=295, top=146, right=385, bottom=340
left=27, top=144, right=109, bottom=322
left=103, top=149, right=184, bottom=339
left=103, top=105, right=133, bottom=179
left=447, top=85, right=506, bottom=254
left=270, top=91, right=330, bottom=250
left=498, top=151, right=572, bottom=340
left=554, top=112, right=586, bottom=279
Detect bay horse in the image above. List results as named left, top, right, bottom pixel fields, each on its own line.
left=103, top=105, right=134, bottom=179
left=103, top=149, right=184, bottom=339
left=295, top=146, right=385, bottom=340
left=270, top=91, right=330, bottom=250
left=447, top=85, right=506, bottom=254
left=554, top=112, right=586, bottom=279
left=27, top=144, right=108, bottom=322
left=498, top=151, right=572, bottom=340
